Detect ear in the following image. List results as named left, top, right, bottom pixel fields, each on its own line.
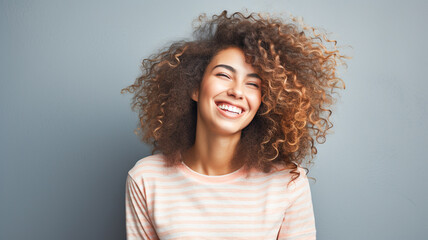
left=191, top=88, right=199, bottom=102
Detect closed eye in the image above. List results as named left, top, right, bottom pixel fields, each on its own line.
left=216, top=73, right=230, bottom=79
left=247, top=82, right=260, bottom=88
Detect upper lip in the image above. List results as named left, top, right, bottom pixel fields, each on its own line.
left=214, top=100, right=246, bottom=112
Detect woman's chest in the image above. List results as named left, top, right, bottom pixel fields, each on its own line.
left=149, top=182, right=289, bottom=239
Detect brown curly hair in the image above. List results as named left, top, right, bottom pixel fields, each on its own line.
left=121, top=10, right=346, bottom=183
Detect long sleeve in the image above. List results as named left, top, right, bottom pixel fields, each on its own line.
left=125, top=174, right=158, bottom=240
left=277, top=172, right=316, bottom=240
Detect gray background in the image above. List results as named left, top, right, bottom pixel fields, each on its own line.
left=1, top=0, right=427, bottom=239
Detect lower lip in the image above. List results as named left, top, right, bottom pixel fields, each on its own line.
left=216, top=105, right=244, bottom=119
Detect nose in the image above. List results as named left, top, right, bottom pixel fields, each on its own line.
left=227, top=83, right=243, bottom=99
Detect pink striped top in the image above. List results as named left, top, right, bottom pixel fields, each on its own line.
left=125, top=154, right=316, bottom=240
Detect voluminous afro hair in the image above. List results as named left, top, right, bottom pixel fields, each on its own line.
left=122, top=10, right=347, bottom=182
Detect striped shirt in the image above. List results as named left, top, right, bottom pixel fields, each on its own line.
left=125, top=154, right=316, bottom=240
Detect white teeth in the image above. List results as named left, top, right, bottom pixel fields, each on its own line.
left=218, top=104, right=242, bottom=114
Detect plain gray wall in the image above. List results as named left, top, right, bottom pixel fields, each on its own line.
left=1, top=0, right=427, bottom=239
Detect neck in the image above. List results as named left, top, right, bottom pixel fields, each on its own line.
left=182, top=121, right=243, bottom=176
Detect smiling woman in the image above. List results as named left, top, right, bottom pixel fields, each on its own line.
left=122, top=10, right=346, bottom=240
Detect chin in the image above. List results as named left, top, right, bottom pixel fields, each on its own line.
left=211, top=123, right=247, bottom=136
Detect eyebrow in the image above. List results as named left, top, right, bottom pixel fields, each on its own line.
left=212, top=64, right=262, bottom=81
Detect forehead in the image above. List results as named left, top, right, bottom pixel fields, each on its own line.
left=208, top=47, right=255, bottom=71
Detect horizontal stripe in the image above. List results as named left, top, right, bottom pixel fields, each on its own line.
left=278, top=228, right=316, bottom=240
left=149, top=206, right=287, bottom=218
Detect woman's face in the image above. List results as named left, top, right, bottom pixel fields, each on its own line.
left=192, top=47, right=262, bottom=136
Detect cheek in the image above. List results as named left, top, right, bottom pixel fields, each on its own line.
left=199, top=83, right=213, bottom=100
left=248, top=92, right=262, bottom=110
left=200, top=81, right=226, bottom=99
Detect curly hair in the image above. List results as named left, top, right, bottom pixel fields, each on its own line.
left=121, top=10, right=346, bottom=183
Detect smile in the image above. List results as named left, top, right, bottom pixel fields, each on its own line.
left=216, top=102, right=244, bottom=115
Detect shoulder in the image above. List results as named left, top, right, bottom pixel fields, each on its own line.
left=127, top=154, right=175, bottom=182
left=128, top=153, right=165, bottom=174
left=245, top=163, right=308, bottom=186
left=269, top=163, right=308, bottom=180
left=263, top=164, right=310, bottom=191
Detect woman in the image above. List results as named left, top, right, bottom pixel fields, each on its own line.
left=123, top=10, right=345, bottom=240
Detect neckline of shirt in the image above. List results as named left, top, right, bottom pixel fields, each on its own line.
left=178, top=160, right=245, bottom=183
